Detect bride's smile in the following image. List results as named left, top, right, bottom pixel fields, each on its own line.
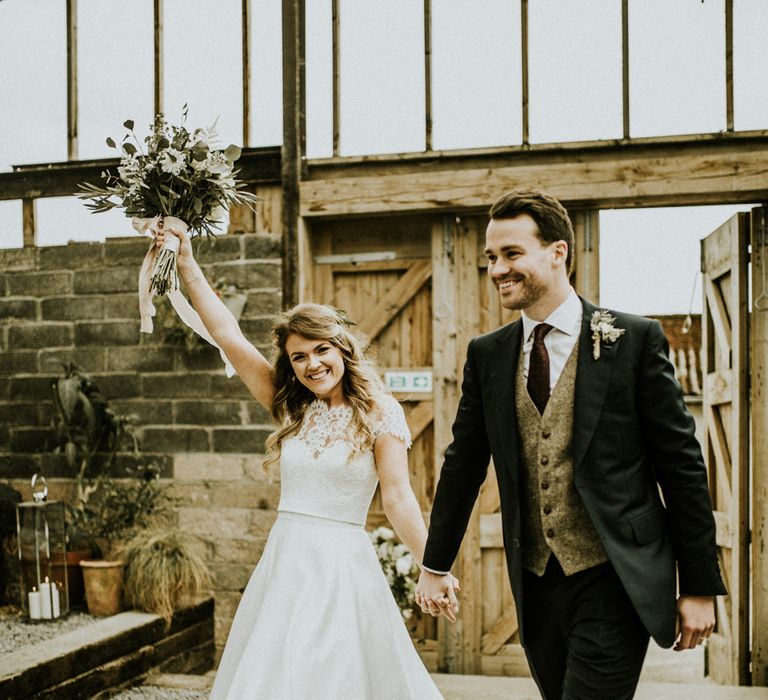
left=286, top=334, right=346, bottom=404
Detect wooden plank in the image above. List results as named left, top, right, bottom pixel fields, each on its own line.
left=479, top=646, right=531, bottom=677
left=622, top=0, right=629, bottom=138
left=713, top=510, right=734, bottom=549
left=242, top=0, right=251, bottom=146
left=480, top=513, right=503, bottom=549
left=520, top=0, right=529, bottom=145
left=571, top=210, right=599, bottom=302
left=301, top=140, right=768, bottom=216
left=751, top=206, right=768, bottom=685
left=358, top=261, right=432, bottom=341
left=407, top=401, right=434, bottom=442
left=22, top=198, right=36, bottom=248
left=706, top=405, right=734, bottom=506
left=66, top=0, right=78, bottom=160
left=704, top=370, right=732, bottom=406
left=423, top=0, right=432, bottom=151
left=725, top=0, right=734, bottom=132
left=154, top=0, right=164, bottom=117
left=431, top=216, right=461, bottom=673
left=704, top=277, right=732, bottom=355
left=329, top=259, right=418, bottom=273
left=481, top=606, right=519, bottom=655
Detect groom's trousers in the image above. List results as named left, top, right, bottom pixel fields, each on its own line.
left=522, top=556, right=650, bottom=700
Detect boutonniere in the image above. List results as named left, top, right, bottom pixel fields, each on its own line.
left=590, top=310, right=625, bottom=360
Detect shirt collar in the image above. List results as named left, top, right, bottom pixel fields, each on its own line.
left=521, top=288, right=582, bottom=342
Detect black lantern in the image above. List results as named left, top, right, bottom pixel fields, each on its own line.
left=15, top=475, right=69, bottom=620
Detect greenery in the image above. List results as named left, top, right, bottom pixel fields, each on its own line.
left=50, top=365, right=170, bottom=555
left=77, top=107, right=258, bottom=239
left=123, top=528, right=211, bottom=624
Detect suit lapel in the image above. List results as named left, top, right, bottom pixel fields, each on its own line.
left=491, top=319, right=523, bottom=479
left=572, top=298, right=620, bottom=471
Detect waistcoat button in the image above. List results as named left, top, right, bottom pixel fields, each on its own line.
left=543, top=505, right=552, bottom=515
left=542, top=429, right=551, bottom=439
left=541, top=455, right=549, bottom=465
left=541, top=481, right=549, bottom=490
left=546, top=528, right=555, bottom=538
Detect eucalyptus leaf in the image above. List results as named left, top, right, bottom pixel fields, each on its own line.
left=123, top=142, right=137, bottom=156
left=64, top=441, right=78, bottom=468
left=124, top=119, right=135, bottom=131
left=224, top=145, right=241, bottom=162
left=106, top=137, right=117, bottom=149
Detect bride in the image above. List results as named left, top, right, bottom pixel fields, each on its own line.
left=155, top=226, right=457, bottom=699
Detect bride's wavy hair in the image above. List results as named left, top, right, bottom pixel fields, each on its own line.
left=263, top=303, right=387, bottom=473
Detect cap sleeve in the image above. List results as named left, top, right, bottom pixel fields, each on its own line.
left=373, top=394, right=412, bottom=448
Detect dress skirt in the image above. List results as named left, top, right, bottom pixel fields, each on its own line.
left=209, top=511, right=443, bottom=700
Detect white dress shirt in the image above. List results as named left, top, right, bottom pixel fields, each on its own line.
left=422, top=289, right=583, bottom=578
left=521, top=288, right=583, bottom=391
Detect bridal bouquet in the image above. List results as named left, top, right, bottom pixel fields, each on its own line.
left=78, top=108, right=258, bottom=296
left=370, top=526, right=419, bottom=621
left=77, top=109, right=258, bottom=377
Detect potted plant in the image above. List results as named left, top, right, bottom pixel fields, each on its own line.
left=123, top=528, right=211, bottom=626
left=50, top=365, right=170, bottom=615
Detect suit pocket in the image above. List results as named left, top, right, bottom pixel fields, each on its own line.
left=630, top=508, right=665, bottom=545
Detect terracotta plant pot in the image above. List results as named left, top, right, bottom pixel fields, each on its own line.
left=79, top=560, right=124, bottom=616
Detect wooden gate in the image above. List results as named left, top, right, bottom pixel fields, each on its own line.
left=701, top=213, right=750, bottom=685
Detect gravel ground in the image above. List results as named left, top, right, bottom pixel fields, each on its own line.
left=0, top=606, right=96, bottom=654
left=111, top=687, right=209, bottom=699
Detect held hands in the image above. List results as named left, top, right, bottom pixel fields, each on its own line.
left=155, top=222, right=194, bottom=265
left=415, top=570, right=460, bottom=624
left=674, top=595, right=715, bottom=651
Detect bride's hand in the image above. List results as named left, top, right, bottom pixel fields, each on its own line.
left=155, top=222, right=194, bottom=265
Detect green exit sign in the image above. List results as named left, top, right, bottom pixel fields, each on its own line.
left=384, top=371, right=433, bottom=393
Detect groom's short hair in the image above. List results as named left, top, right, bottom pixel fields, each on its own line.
left=489, top=190, right=574, bottom=274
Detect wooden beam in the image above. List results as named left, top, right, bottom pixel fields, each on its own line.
left=66, top=0, right=78, bottom=160
left=752, top=206, right=768, bottom=685
left=332, top=0, right=340, bottom=156
left=22, top=198, right=36, bottom=248
left=407, top=401, right=434, bottom=442
left=621, top=0, right=629, bottom=139
left=154, top=0, right=164, bottom=117
left=424, top=0, right=433, bottom=151
left=242, top=0, right=251, bottom=147
left=481, top=606, right=519, bottom=655
left=520, top=0, right=529, bottom=146
left=300, top=136, right=768, bottom=216
left=281, top=0, right=306, bottom=307
left=0, top=148, right=280, bottom=201
left=357, top=260, right=432, bottom=340
left=571, top=210, right=599, bottom=303
left=725, top=0, right=734, bottom=132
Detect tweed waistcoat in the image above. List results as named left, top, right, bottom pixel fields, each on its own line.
left=516, top=340, right=607, bottom=576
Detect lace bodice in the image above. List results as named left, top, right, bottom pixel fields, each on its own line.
left=277, top=395, right=411, bottom=525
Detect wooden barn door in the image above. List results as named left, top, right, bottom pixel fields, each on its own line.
left=701, top=213, right=750, bottom=685
left=306, top=216, right=441, bottom=665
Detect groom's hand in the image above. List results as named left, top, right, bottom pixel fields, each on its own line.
left=415, top=570, right=459, bottom=623
left=674, top=595, right=715, bottom=651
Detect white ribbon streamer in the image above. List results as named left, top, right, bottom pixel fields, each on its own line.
left=133, top=216, right=236, bottom=378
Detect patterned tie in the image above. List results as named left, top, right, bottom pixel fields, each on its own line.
left=527, top=323, right=553, bottom=414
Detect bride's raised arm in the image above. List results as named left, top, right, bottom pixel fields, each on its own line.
left=158, top=224, right=275, bottom=410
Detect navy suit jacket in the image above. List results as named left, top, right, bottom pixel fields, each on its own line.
left=423, top=297, right=726, bottom=647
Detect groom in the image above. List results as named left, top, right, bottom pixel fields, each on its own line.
left=415, top=191, right=726, bottom=699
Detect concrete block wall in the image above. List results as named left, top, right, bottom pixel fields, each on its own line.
left=0, top=223, right=282, bottom=659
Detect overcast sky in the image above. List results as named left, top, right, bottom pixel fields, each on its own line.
left=0, top=0, right=765, bottom=314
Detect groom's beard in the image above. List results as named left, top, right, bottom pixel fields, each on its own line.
left=497, top=275, right=550, bottom=312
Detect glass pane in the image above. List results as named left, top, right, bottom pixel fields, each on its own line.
left=338, top=0, right=425, bottom=155
left=0, top=201, right=23, bottom=249
left=164, top=0, right=243, bottom=147
left=629, top=0, right=725, bottom=137
left=529, top=0, right=621, bottom=144
left=599, top=204, right=747, bottom=315
left=305, top=0, right=333, bottom=158
left=734, top=0, right=768, bottom=131
left=0, top=0, right=67, bottom=170
left=78, top=0, right=154, bottom=160
left=36, top=197, right=133, bottom=246
left=249, top=0, right=283, bottom=147
left=432, top=0, right=522, bottom=150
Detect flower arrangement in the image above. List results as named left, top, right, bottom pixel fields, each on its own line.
left=77, top=107, right=258, bottom=296
left=369, top=526, right=419, bottom=620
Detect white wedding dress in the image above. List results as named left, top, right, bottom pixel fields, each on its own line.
left=209, top=395, right=443, bottom=700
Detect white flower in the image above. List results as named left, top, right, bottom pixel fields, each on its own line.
left=160, top=148, right=187, bottom=175
left=402, top=608, right=413, bottom=620
left=376, top=527, right=395, bottom=541
left=395, top=554, right=413, bottom=576
left=207, top=151, right=230, bottom=175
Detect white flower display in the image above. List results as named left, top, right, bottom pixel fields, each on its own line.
left=590, top=310, right=626, bottom=360
left=369, top=526, right=419, bottom=621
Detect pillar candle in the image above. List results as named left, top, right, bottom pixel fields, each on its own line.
left=51, top=581, right=61, bottom=618
left=39, top=578, right=53, bottom=619
left=28, top=587, right=42, bottom=620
